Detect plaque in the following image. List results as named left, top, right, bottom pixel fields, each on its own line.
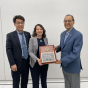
left=39, top=45, right=57, bottom=64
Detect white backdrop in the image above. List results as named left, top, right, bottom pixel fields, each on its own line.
left=0, top=0, right=88, bottom=80
left=0, top=7, right=5, bottom=80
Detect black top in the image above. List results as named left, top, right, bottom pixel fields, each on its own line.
left=37, top=38, right=45, bottom=58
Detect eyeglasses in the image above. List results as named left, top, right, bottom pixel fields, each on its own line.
left=15, top=22, right=24, bottom=25
left=64, top=20, right=73, bottom=23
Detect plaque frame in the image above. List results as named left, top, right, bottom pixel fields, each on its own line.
left=39, top=45, right=57, bottom=64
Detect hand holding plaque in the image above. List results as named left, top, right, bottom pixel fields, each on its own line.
left=39, top=45, right=57, bottom=64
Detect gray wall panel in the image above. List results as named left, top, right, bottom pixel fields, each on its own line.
left=0, top=7, right=5, bottom=80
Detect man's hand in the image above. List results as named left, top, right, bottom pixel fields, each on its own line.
left=11, top=64, right=17, bottom=72
left=54, top=46, right=58, bottom=51
left=37, top=58, right=43, bottom=66
left=56, top=60, right=61, bottom=64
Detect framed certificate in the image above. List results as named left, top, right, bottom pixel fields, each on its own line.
left=39, top=45, right=57, bottom=64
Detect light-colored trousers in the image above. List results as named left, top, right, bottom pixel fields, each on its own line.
left=62, top=69, right=80, bottom=88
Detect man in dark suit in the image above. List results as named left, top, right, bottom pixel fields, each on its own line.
left=55, top=14, right=83, bottom=88
left=6, top=15, right=31, bottom=88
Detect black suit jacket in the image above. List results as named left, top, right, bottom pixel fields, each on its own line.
left=6, top=30, right=31, bottom=70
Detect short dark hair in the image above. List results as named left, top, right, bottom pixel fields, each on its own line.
left=32, top=24, right=46, bottom=38
left=13, top=15, right=25, bottom=23
left=64, top=14, right=75, bottom=21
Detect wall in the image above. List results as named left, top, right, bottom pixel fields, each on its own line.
left=0, top=7, right=5, bottom=80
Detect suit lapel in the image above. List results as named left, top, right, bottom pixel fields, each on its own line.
left=64, top=33, right=72, bottom=45
left=31, top=37, right=38, bottom=55
left=61, top=31, right=66, bottom=48
left=62, top=27, right=75, bottom=49
left=44, top=38, right=47, bottom=45
left=13, top=31, right=21, bottom=50
left=24, top=32, right=28, bottom=48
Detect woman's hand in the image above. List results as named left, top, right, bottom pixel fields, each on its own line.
left=37, top=58, right=43, bottom=66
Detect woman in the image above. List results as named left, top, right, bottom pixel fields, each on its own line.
left=29, top=24, right=49, bottom=88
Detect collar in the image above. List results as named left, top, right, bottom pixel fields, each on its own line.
left=66, top=27, right=73, bottom=35
left=16, top=30, right=24, bottom=34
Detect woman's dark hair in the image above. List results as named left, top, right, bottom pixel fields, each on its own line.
left=13, top=15, right=25, bottom=23
left=32, top=24, right=46, bottom=38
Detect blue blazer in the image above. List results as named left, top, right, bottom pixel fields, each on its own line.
left=57, top=27, right=83, bottom=73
